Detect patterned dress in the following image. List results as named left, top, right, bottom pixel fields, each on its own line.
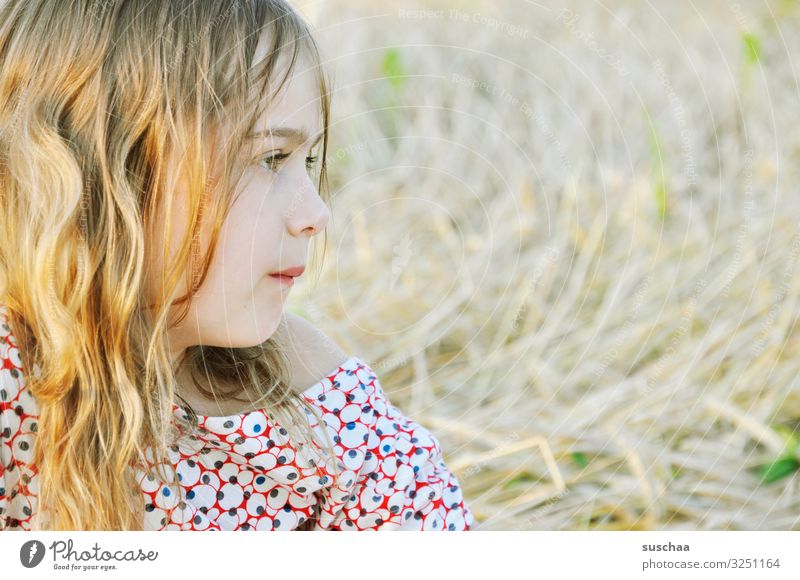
left=0, top=307, right=475, bottom=530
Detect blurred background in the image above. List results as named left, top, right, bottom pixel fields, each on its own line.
left=285, top=0, right=800, bottom=530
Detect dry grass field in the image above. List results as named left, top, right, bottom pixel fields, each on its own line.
left=286, top=0, right=800, bottom=530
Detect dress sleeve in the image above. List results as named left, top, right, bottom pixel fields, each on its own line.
left=1, top=313, right=10, bottom=530
left=312, top=358, right=475, bottom=531
left=0, top=410, right=6, bottom=531
left=0, top=325, right=11, bottom=531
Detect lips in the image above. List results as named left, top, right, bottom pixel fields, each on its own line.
left=269, top=265, right=305, bottom=278
left=268, top=265, right=304, bottom=288
left=269, top=273, right=295, bottom=287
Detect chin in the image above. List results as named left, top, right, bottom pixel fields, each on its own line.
left=210, top=312, right=281, bottom=350
left=254, top=312, right=283, bottom=344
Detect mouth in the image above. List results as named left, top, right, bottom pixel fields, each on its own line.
left=268, top=273, right=295, bottom=287
left=268, top=265, right=305, bottom=287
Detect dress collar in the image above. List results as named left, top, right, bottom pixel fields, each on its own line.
left=166, top=355, right=364, bottom=481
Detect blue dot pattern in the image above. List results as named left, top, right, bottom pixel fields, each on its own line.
left=0, top=306, right=475, bottom=531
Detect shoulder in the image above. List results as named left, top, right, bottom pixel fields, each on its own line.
left=276, top=311, right=351, bottom=395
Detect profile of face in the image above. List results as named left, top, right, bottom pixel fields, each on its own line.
left=149, top=42, right=330, bottom=364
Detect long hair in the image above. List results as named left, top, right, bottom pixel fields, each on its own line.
left=0, top=0, right=338, bottom=530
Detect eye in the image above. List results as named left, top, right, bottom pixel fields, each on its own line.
left=259, top=152, right=320, bottom=174
left=260, top=152, right=290, bottom=172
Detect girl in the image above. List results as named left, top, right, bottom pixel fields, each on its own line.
left=0, top=0, right=475, bottom=531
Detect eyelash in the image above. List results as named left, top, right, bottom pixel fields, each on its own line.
left=261, top=152, right=319, bottom=173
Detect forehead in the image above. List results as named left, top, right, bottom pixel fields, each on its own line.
left=252, top=40, right=322, bottom=139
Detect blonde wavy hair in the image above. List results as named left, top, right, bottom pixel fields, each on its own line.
left=0, top=0, right=339, bottom=530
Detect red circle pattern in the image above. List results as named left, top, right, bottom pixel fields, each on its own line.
left=0, top=306, right=475, bottom=531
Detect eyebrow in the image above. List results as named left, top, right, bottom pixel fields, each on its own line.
left=248, top=126, right=324, bottom=147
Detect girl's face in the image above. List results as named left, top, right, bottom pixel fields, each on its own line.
left=153, top=50, right=330, bottom=363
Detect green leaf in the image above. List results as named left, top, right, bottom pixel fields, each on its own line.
left=504, top=471, right=537, bottom=489
left=571, top=451, right=590, bottom=468
left=654, top=176, right=667, bottom=221
left=643, top=107, right=668, bottom=221
left=381, top=48, right=406, bottom=90
left=742, top=32, right=761, bottom=66
left=757, top=456, right=800, bottom=484
left=772, top=424, right=800, bottom=456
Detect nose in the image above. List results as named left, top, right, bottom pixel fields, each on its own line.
left=285, top=173, right=330, bottom=238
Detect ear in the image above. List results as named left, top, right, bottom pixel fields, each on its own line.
left=275, top=311, right=349, bottom=394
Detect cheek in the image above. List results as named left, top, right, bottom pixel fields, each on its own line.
left=231, top=187, right=285, bottom=254
left=209, top=209, right=278, bottom=286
